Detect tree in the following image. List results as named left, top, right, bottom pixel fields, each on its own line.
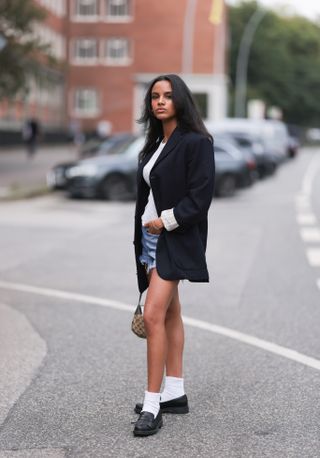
left=229, top=0, right=320, bottom=126
left=0, top=0, right=54, bottom=100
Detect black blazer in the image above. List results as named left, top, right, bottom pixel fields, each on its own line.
left=134, top=127, right=215, bottom=293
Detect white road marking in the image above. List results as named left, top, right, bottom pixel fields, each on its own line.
left=0, top=281, right=133, bottom=312
left=295, top=194, right=311, bottom=210
left=300, top=227, right=320, bottom=242
left=296, top=214, right=317, bottom=225
left=301, top=154, right=320, bottom=197
left=1, top=280, right=320, bottom=372
left=297, top=155, right=320, bottom=286
left=306, top=248, right=320, bottom=267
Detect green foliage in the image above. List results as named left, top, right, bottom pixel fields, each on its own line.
left=229, top=0, right=320, bottom=125
left=0, top=0, right=55, bottom=100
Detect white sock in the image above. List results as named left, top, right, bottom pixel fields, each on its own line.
left=160, top=376, right=185, bottom=402
left=142, top=391, right=160, bottom=418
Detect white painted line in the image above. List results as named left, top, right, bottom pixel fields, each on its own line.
left=296, top=214, right=317, bottom=225
left=296, top=202, right=311, bottom=212
left=182, top=316, right=320, bottom=371
left=301, top=154, right=320, bottom=197
left=1, top=280, right=320, bottom=372
left=317, top=279, right=320, bottom=291
left=295, top=194, right=311, bottom=210
left=0, top=281, right=133, bottom=313
left=306, top=248, right=320, bottom=267
left=300, top=227, right=320, bottom=242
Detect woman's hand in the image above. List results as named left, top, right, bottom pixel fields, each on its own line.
left=144, top=218, right=164, bottom=235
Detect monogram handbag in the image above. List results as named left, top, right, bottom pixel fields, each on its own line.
left=131, top=293, right=146, bottom=338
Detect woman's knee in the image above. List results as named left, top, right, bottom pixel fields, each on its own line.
left=143, top=303, right=165, bottom=331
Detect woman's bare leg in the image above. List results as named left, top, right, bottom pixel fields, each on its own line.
left=143, top=268, right=178, bottom=392
left=165, top=287, right=184, bottom=377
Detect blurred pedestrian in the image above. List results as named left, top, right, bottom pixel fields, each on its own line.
left=22, top=118, right=41, bottom=159
left=68, top=119, right=85, bottom=154
left=133, top=74, right=215, bottom=437
left=96, top=120, right=112, bottom=139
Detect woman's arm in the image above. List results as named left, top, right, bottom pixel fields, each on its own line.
left=172, top=136, right=215, bottom=228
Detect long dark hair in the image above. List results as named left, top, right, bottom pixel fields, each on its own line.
left=137, top=74, right=212, bottom=160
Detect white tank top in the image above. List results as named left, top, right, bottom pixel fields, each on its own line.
left=141, top=141, right=166, bottom=225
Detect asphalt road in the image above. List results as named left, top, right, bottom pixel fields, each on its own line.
left=0, top=148, right=320, bottom=457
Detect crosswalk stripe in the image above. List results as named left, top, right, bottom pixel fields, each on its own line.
left=300, top=227, right=320, bottom=242
left=306, top=248, right=320, bottom=267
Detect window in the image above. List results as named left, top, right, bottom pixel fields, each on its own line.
left=192, top=93, right=208, bottom=119
left=105, top=0, right=131, bottom=19
left=74, top=89, right=99, bottom=116
left=72, top=38, right=98, bottom=63
left=74, top=0, right=98, bottom=17
left=233, top=136, right=252, bottom=148
left=104, top=38, right=131, bottom=65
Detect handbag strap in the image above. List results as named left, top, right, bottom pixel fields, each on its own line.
left=134, top=292, right=144, bottom=315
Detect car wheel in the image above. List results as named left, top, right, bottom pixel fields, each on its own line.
left=216, top=174, right=236, bottom=197
left=101, top=175, right=130, bottom=201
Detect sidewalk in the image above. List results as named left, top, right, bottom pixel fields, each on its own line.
left=0, top=144, right=78, bottom=200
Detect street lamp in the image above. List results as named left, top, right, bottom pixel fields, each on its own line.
left=234, top=7, right=267, bottom=118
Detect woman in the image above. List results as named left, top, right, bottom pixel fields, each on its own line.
left=133, top=74, right=215, bottom=437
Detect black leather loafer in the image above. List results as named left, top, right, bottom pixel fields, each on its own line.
left=133, top=410, right=163, bottom=437
left=134, top=394, right=189, bottom=415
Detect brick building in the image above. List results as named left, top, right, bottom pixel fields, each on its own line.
left=0, top=0, right=227, bottom=141
left=67, top=0, right=228, bottom=134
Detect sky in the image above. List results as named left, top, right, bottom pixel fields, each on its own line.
left=227, top=0, right=320, bottom=21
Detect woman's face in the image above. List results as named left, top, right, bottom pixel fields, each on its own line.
left=151, top=80, right=176, bottom=122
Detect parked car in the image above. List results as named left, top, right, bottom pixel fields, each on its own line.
left=306, top=128, right=320, bottom=142
left=66, top=136, right=144, bottom=200
left=216, top=131, right=275, bottom=178
left=214, top=138, right=256, bottom=197
left=287, top=135, right=300, bottom=158
left=65, top=134, right=251, bottom=201
left=46, top=160, right=77, bottom=190
left=214, top=134, right=257, bottom=186
left=80, top=132, right=135, bottom=158
left=206, top=118, right=290, bottom=170
left=46, top=133, right=135, bottom=190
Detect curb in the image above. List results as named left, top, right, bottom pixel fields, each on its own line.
left=0, top=185, right=51, bottom=201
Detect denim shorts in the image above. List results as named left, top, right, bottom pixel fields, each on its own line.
left=139, top=226, right=159, bottom=274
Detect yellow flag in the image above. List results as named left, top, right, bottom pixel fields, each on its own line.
left=209, top=0, right=223, bottom=25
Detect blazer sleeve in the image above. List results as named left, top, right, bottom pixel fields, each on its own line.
left=173, top=136, right=215, bottom=227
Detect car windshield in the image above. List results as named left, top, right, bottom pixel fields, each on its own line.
left=97, top=135, right=136, bottom=156
left=215, top=147, right=234, bottom=160
left=233, top=137, right=251, bottom=147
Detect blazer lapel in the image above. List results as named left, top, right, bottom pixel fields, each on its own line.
left=137, top=127, right=183, bottom=185
left=151, top=127, right=183, bottom=172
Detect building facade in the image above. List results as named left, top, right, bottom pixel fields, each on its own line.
left=67, top=0, right=228, bottom=134
left=0, top=0, right=227, bottom=141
